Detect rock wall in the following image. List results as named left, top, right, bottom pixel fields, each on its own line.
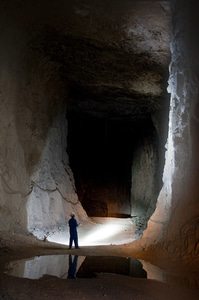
left=0, top=16, right=30, bottom=233
left=0, top=9, right=87, bottom=238
left=163, top=0, right=199, bottom=262
left=131, top=132, right=161, bottom=235
left=139, top=0, right=199, bottom=264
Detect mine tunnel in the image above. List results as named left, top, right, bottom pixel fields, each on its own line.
left=67, top=87, right=168, bottom=234
left=1, top=0, right=199, bottom=298
left=61, top=0, right=171, bottom=232
left=17, top=0, right=172, bottom=238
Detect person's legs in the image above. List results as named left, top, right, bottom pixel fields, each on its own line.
left=69, top=236, right=73, bottom=248
left=74, top=232, right=79, bottom=248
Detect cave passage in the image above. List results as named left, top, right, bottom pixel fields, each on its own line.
left=67, top=104, right=160, bottom=220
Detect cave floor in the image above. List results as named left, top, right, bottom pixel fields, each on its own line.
left=46, top=217, right=137, bottom=247
left=79, top=217, right=137, bottom=246
left=0, top=226, right=199, bottom=299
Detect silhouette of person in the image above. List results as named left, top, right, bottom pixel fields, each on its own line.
left=68, top=212, right=80, bottom=249
left=67, top=255, right=78, bottom=279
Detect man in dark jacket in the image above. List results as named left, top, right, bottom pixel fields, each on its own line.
left=68, top=212, right=80, bottom=249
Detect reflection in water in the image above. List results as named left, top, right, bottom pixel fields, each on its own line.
left=5, top=255, right=199, bottom=289
left=140, top=260, right=166, bottom=282
left=5, top=255, right=161, bottom=281
left=5, top=255, right=85, bottom=280
left=67, top=255, right=78, bottom=279
left=77, top=256, right=147, bottom=279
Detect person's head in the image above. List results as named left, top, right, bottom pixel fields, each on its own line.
left=70, top=212, right=75, bottom=218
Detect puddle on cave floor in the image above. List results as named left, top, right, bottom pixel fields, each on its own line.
left=4, top=255, right=166, bottom=282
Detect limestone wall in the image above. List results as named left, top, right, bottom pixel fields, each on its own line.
left=0, top=17, right=30, bottom=233
left=131, top=133, right=160, bottom=235
left=139, top=0, right=199, bottom=264
left=0, top=10, right=87, bottom=238
left=163, top=0, right=199, bottom=262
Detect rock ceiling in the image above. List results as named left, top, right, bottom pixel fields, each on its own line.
left=16, top=0, right=171, bottom=120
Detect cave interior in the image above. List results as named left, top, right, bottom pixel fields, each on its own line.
left=64, top=0, right=171, bottom=233
left=1, top=1, right=199, bottom=294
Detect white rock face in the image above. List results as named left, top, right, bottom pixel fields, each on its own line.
left=0, top=13, right=87, bottom=239
left=26, top=111, right=87, bottom=240
left=140, top=0, right=199, bottom=261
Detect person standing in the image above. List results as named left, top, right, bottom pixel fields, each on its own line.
left=68, top=212, right=80, bottom=249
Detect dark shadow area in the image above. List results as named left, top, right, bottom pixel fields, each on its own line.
left=67, top=111, right=133, bottom=217
left=77, top=256, right=147, bottom=279
left=67, top=103, right=159, bottom=220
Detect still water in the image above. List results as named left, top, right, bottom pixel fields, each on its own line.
left=5, top=255, right=166, bottom=281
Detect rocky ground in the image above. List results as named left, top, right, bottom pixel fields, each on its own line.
left=0, top=231, right=199, bottom=300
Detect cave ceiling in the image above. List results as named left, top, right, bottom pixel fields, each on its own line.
left=16, top=0, right=171, bottom=120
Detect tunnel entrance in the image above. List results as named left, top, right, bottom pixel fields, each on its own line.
left=67, top=99, right=161, bottom=224
left=67, top=111, right=133, bottom=217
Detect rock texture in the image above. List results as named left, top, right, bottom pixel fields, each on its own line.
left=0, top=2, right=87, bottom=239
left=162, top=0, right=199, bottom=263
left=140, top=0, right=199, bottom=266
left=131, top=131, right=161, bottom=235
